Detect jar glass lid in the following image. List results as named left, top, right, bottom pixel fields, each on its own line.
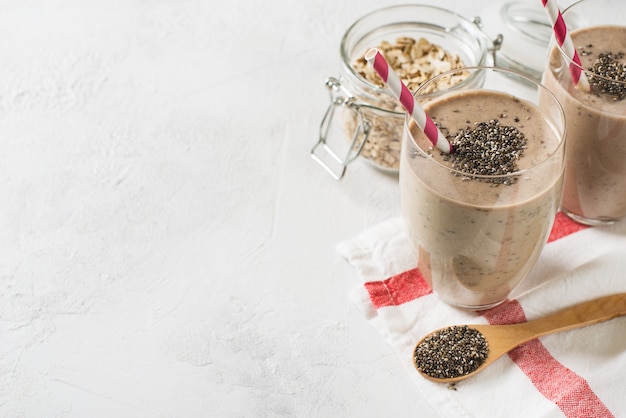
left=478, top=0, right=552, bottom=82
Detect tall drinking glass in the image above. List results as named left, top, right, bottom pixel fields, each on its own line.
left=540, top=0, right=626, bottom=225
left=401, top=67, right=565, bottom=309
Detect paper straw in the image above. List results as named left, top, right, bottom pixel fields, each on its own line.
left=364, top=48, right=453, bottom=154
left=541, top=0, right=591, bottom=92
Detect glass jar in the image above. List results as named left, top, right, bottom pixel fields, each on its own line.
left=478, top=0, right=552, bottom=83
left=311, top=4, right=502, bottom=179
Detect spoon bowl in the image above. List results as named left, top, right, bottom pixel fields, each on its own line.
left=413, top=293, right=626, bottom=383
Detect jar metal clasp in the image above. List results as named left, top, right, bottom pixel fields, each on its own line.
left=311, top=77, right=371, bottom=180
left=472, top=16, right=504, bottom=68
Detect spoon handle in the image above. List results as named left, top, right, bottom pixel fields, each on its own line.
left=518, top=292, right=626, bottom=340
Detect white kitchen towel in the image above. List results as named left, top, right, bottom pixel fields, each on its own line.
left=337, top=213, right=626, bottom=418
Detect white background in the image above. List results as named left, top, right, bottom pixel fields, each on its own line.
left=0, top=0, right=571, bottom=416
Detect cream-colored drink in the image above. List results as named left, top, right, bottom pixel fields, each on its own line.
left=400, top=90, right=564, bottom=308
left=541, top=25, right=626, bottom=224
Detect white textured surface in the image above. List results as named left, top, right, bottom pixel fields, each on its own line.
left=1, top=1, right=484, bottom=416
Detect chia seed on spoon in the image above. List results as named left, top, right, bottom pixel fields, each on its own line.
left=414, top=325, right=489, bottom=380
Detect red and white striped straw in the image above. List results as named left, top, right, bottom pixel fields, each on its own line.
left=541, top=0, right=591, bottom=92
left=365, top=48, right=452, bottom=154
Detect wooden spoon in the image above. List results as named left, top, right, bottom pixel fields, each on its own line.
left=413, top=293, right=626, bottom=383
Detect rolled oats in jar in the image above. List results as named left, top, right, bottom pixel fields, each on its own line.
left=311, top=5, right=501, bottom=179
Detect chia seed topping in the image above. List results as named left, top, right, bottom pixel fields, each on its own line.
left=414, top=325, right=489, bottom=380
left=439, top=119, right=527, bottom=185
left=588, top=51, right=626, bottom=100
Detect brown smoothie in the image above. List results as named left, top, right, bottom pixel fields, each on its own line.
left=400, top=90, right=564, bottom=308
left=541, top=25, right=626, bottom=224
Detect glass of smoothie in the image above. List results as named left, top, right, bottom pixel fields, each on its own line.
left=540, top=0, right=626, bottom=225
left=401, top=66, right=565, bottom=309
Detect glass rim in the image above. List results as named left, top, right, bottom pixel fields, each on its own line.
left=405, top=66, right=566, bottom=180
left=555, top=0, right=626, bottom=85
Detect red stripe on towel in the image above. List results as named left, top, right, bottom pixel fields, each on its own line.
left=364, top=212, right=589, bottom=308
left=364, top=268, right=432, bottom=309
left=481, top=300, right=614, bottom=418
left=548, top=211, right=589, bottom=243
